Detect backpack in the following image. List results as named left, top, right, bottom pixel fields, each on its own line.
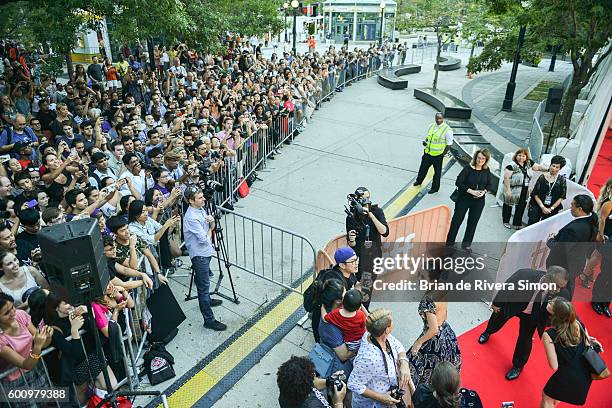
left=142, top=343, right=176, bottom=385
left=303, top=267, right=334, bottom=313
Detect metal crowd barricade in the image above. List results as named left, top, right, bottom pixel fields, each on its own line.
left=0, top=331, right=90, bottom=408
left=217, top=207, right=317, bottom=293
left=211, top=53, right=383, bottom=210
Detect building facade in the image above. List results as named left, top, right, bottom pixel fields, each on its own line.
left=322, top=0, right=397, bottom=43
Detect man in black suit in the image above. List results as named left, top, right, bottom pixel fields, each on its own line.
left=546, top=194, right=598, bottom=298
left=478, top=266, right=569, bottom=380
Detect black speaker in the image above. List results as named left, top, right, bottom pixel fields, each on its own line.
left=545, top=87, right=563, bottom=113
left=38, top=218, right=110, bottom=305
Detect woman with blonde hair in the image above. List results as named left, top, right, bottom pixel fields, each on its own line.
left=541, top=298, right=601, bottom=407
left=502, top=148, right=546, bottom=229
left=446, top=149, right=494, bottom=252
left=348, top=309, right=412, bottom=408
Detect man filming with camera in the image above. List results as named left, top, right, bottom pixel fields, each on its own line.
left=346, top=187, right=389, bottom=306
left=183, top=186, right=226, bottom=331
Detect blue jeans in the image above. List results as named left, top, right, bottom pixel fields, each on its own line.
left=192, top=256, right=215, bottom=323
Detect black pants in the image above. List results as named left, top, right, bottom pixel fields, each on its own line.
left=485, top=311, right=538, bottom=368
left=593, top=261, right=611, bottom=306
left=415, top=153, right=443, bottom=191
left=527, top=203, right=562, bottom=225
left=502, top=187, right=528, bottom=226
left=446, top=197, right=485, bottom=246
left=311, top=306, right=321, bottom=343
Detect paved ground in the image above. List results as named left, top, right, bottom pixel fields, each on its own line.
left=133, top=41, right=571, bottom=408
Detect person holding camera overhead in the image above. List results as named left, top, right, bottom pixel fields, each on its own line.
left=413, top=113, right=453, bottom=194
left=346, top=187, right=389, bottom=305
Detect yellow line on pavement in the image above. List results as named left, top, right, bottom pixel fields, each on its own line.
left=384, top=156, right=450, bottom=219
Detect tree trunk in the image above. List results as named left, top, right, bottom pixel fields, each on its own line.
left=432, top=31, right=442, bottom=91
left=470, top=43, right=475, bottom=60
left=557, top=80, right=582, bottom=138
left=65, top=52, right=74, bottom=81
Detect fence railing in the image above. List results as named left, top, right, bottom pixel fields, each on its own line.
left=205, top=54, right=383, bottom=211
left=216, top=207, right=318, bottom=294
left=528, top=99, right=546, bottom=160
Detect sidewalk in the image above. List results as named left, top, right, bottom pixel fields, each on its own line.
left=211, top=47, right=517, bottom=408
left=462, top=60, right=573, bottom=152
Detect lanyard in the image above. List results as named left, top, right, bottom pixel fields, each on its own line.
left=371, top=336, right=397, bottom=386
left=546, top=175, right=559, bottom=194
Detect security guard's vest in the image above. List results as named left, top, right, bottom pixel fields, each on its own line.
left=424, top=122, right=450, bottom=156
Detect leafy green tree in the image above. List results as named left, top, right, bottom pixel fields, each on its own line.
left=403, top=0, right=470, bottom=90
left=467, top=0, right=612, bottom=137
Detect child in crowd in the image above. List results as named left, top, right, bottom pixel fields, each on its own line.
left=322, top=288, right=367, bottom=352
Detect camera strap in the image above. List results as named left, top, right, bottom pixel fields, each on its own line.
left=370, top=335, right=398, bottom=387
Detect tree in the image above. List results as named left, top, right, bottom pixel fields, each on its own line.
left=400, top=0, right=468, bottom=91
left=467, top=0, right=612, bottom=138
left=0, top=0, right=285, bottom=69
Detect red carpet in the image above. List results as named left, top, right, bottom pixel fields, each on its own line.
left=458, top=301, right=612, bottom=407
left=587, top=128, right=612, bottom=195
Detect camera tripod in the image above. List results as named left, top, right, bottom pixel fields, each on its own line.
left=185, top=200, right=239, bottom=304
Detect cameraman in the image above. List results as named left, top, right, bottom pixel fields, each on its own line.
left=345, top=187, right=388, bottom=302
left=277, top=356, right=347, bottom=408
left=183, top=186, right=226, bottom=331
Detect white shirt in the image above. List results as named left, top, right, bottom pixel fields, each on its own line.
left=119, top=169, right=147, bottom=198
left=348, top=333, right=406, bottom=408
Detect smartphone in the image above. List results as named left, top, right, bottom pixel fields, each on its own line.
left=70, top=147, right=78, bottom=156
left=26, top=199, right=38, bottom=209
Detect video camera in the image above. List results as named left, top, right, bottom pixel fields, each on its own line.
left=344, top=189, right=371, bottom=231
left=197, top=161, right=224, bottom=201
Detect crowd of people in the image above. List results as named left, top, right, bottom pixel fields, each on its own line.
left=0, top=31, right=610, bottom=408
left=0, top=34, right=394, bottom=405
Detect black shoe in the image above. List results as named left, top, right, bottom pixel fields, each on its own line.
left=478, top=332, right=490, bottom=344
left=210, top=298, right=222, bottom=307
left=222, top=202, right=234, bottom=211
left=603, top=305, right=612, bottom=318
left=505, top=367, right=522, bottom=380
left=462, top=246, right=473, bottom=254
left=592, top=302, right=604, bottom=315
left=413, top=182, right=422, bottom=187
left=428, top=189, right=438, bottom=194
left=268, top=154, right=275, bottom=160
left=204, top=319, right=227, bottom=331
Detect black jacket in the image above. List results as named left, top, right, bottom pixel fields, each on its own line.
left=546, top=216, right=596, bottom=277
left=492, top=268, right=551, bottom=337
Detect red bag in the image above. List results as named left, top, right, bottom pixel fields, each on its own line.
left=237, top=177, right=250, bottom=198
left=87, top=395, right=132, bottom=408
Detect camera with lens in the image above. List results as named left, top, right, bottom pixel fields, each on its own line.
left=388, top=386, right=407, bottom=408
left=197, top=162, right=224, bottom=201
left=344, top=191, right=371, bottom=231
left=325, top=372, right=347, bottom=401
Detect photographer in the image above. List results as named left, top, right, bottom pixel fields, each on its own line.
left=345, top=187, right=388, bottom=303
left=183, top=186, right=226, bottom=331
left=277, top=355, right=347, bottom=408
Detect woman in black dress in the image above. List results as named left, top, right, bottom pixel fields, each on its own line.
left=446, top=149, right=494, bottom=251
left=541, top=297, right=601, bottom=407
left=408, top=294, right=461, bottom=388
left=527, top=155, right=567, bottom=225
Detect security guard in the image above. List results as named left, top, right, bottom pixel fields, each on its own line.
left=414, top=112, right=453, bottom=194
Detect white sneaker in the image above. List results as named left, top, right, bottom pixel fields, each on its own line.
left=503, top=223, right=512, bottom=229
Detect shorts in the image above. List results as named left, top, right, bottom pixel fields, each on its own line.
left=107, top=79, right=119, bottom=88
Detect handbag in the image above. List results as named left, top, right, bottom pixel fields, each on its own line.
left=308, top=343, right=335, bottom=378
left=583, top=346, right=611, bottom=380
left=450, top=189, right=459, bottom=202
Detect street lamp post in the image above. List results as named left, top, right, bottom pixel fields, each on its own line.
left=501, top=24, right=526, bottom=112
left=379, top=2, right=386, bottom=46
left=291, top=0, right=299, bottom=55
left=283, top=2, right=289, bottom=43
